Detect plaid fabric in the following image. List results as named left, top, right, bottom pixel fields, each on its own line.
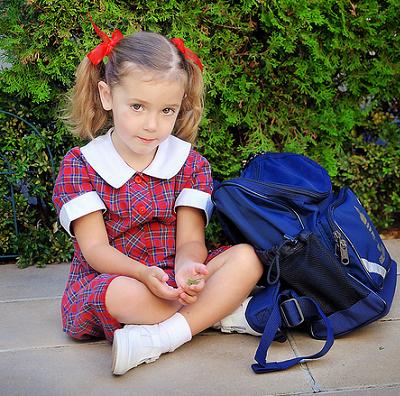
left=53, top=146, right=228, bottom=341
left=61, top=273, right=120, bottom=341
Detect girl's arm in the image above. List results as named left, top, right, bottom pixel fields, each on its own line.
left=174, top=206, right=209, bottom=304
left=73, top=211, right=181, bottom=300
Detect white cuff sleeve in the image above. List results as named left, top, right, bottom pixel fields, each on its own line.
left=174, top=188, right=214, bottom=226
left=59, top=191, right=107, bottom=237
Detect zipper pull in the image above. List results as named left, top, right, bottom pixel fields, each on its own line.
left=333, top=231, right=350, bottom=265
left=339, top=239, right=349, bottom=265
left=283, top=234, right=297, bottom=244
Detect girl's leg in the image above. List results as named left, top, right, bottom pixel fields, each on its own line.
left=105, top=276, right=182, bottom=325
left=105, top=243, right=262, bottom=330
left=179, top=243, right=263, bottom=335
left=111, top=244, right=263, bottom=375
left=106, top=277, right=188, bottom=376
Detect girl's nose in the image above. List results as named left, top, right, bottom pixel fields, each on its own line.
left=143, top=113, right=158, bottom=132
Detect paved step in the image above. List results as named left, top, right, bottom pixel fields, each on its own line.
left=0, top=240, right=399, bottom=396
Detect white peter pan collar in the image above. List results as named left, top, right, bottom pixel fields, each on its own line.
left=80, top=129, right=191, bottom=188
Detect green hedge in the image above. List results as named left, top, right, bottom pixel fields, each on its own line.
left=0, top=0, right=399, bottom=267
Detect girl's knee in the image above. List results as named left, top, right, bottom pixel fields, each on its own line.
left=105, top=276, right=145, bottom=322
left=231, top=243, right=260, bottom=262
left=106, top=276, right=145, bottom=299
left=204, top=244, right=263, bottom=282
left=229, top=244, right=263, bottom=275
left=105, top=276, right=180, bottom=325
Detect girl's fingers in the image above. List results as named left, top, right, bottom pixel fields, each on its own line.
left=151, top=277, right=181, bottom=300
left=179, top=292, right=197, bottom=305
left=181, top=284, right=198, bottom=296
left=159, top=285, right=181, bottom=300
left=156, top=271, right=169, bottom=282
left=185, top=279, right=205, bottom=294
left=194, top=263, right=209, bottom=276
left=178, top=297, right=187, bottom=305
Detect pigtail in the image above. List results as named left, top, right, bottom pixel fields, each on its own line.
left=65, top=57, right=110, bottom=140
left=174, top=60, right=204, bottom=144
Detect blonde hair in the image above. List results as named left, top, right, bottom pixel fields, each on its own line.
left=65, top=31, right=204, bottom=144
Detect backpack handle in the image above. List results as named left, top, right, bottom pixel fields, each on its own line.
left=252, top=293, right=334, bottom=373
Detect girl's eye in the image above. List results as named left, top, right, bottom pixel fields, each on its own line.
left=131, top=104, right=143, bottom=111
left=163, top=108, right=176, bottom=115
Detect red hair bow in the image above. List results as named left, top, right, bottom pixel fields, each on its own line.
left=171, top=38, right=203, bottom=72
left=87, top=16, right=123, bottom=65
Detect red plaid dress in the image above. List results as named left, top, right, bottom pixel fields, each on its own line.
left=53, top=131, right=228, bottom=342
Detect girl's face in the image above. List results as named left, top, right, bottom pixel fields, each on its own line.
left=98, top=70, right=185, bottom=170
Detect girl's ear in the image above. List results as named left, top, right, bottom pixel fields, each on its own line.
left=98, top=81, right=112, bottom=111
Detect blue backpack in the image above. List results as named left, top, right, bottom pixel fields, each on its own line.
left=212, top=152, right=397, bottom=373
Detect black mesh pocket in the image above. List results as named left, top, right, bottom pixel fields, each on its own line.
left=278, top=232, right=369, bottom=315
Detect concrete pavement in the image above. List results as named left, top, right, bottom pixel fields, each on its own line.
left=1, top=240, right=399, bottom=396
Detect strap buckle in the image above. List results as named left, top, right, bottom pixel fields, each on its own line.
left=280, top=298, right=305, bottom=328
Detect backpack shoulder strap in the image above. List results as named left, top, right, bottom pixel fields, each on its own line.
left=252, top=291, right=335, bottom=373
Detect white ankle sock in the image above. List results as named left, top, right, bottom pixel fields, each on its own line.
left=158, top=313, right=192, bottom=353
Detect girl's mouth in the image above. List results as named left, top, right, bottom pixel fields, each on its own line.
left=138, top=137, right=156, bottom=143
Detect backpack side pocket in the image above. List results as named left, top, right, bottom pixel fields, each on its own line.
left=277, top=231, right=369, bottom=316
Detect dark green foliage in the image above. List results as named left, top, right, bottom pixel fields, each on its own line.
left=0, top=100, right=75, bottom=267
left=0, top=0, right=399, bottom=266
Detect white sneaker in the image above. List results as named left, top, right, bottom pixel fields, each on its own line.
left=213, top=297, right=262, bottom=336
left=112, top=325, right=163, bottom=375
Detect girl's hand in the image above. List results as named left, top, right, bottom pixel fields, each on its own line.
left=175, top=262, right=209, bottom=305
left=140, top=266, right=181, bottom=300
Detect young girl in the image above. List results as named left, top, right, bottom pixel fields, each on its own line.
left=53, top=21, right=263, bottom=376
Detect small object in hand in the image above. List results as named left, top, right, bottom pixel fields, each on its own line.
left=187, top=278, right=200, bottom=286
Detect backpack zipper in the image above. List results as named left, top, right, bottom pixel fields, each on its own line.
left=265, top=181, right=330, bottom=199
left=328, top=194, right=361, bottom=265
left=327, top=191, right=379, bottom=287
left=218, top=181, right=305, bottom=230
left=230, top=178, right=329, bottom=200
left=333, top=230, right=350, bottom=265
